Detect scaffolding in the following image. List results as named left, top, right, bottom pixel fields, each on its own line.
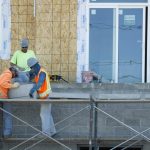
left=1, top=96, right=150, bottom=150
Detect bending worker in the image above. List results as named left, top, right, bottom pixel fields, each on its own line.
left=0, top=67, right=20, bottom=138
left=27, top=57, right=56, bottom=136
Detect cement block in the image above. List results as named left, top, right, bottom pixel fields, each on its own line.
left=141, top=118, right=150, bottom=126
left=97, top=126, right=115, bottom=138
left=105, top=118, right=121, bottom=127
left=8, top=83, right=34, bottom=98
left=114, top=127, right=133, bottom=138
left=124, top=118, right=140, bottom=127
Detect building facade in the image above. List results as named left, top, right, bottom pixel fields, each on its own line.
left=1, top=1, right=150, bottom=150
left=1, top=0, right=150, bottom=83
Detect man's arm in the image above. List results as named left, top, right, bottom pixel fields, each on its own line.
left=10, top=62, right=25, bottom=71
left=29, top=72, right=46, bottom=97
left=10, top=51, right=17, bottom=65
left=10, top=62, right=17, bottom=67
left=10, top=51, right=25, bottom=71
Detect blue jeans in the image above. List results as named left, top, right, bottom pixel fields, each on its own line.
left=40, top=103, right=56, bottom=136
left=3, top=103, right=12, bottom=136
left=3, top=71, right=29, bottom=136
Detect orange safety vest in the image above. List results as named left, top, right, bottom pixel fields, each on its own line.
left=34, top=68, right=51, bottom=99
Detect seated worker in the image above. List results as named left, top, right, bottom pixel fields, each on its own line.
left=27, top=58, right=56, bottom=136
left=10, top=38, right=36, bottom=82
left=0, top=67, right=20, bottom=138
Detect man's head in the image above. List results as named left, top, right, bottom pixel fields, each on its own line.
left=27, top=58, right=38, bottom=68
left=20, top=38, right=29, bottom=53
left=9, top=66, right=18, bottom=78
left=27, top=58, right=40, bottom=76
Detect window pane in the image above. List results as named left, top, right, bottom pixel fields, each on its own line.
left=90, top=0, right=147, bottom=3
left=89, top=9, right=114, bottom=82
left=118, top=9, right=143, bottom=83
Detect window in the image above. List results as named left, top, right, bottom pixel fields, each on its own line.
left=77, top=2, right=146, bottom=83
left=89, top=8, right=114, bottom=82
left=89, top=8, right=144, bottom=83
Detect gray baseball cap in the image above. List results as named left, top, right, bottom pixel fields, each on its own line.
left=27, top=58, right=38, bottom=68
left=20, top=38, right=29, bottom=48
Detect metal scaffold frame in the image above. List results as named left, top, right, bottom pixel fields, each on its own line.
left=1, top=97, right=150, bottom=150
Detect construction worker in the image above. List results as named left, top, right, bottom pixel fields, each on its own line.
left=0, top=67, right=20, bottom=138
left=27, top=57, right=56, bottom=136
left=10, top=38, right=36, bottom=82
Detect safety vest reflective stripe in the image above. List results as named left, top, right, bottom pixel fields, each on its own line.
left=39, top=89, right=51, bottom=98
left=35, top=68, right=51, bottom=98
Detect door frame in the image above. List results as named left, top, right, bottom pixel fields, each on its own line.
left=86, top=4, right=146, bottom=83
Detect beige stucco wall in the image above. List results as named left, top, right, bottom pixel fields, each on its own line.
left=0, top=0, right=77, bottom=82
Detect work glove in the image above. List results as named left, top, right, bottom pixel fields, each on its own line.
left=11, top=82, right=20, bottom=88
left=29, top=93, right=33, bottom=98
left=29, top=87, right=36, bottom=98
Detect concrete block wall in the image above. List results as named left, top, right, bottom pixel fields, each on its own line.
left=96, top=103, right=150, bottom=139
left=2, top=142, right=77, bottom=150
left=5, top=84, right=90, bottom=139
left=9, top=102, right=150, bottom=140
left=2, top=83, right=150, bottom=149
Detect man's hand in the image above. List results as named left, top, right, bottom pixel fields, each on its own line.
left=11, top=82, right=20, bottom=88
left=29, top=87, right=36, bottom=98
left=29, top=93, right=33, bottom=98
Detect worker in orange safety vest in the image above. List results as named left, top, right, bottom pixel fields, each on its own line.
left=27, top=57, right=56, bottom=136
left=0, top=67, right=20, bottom=138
